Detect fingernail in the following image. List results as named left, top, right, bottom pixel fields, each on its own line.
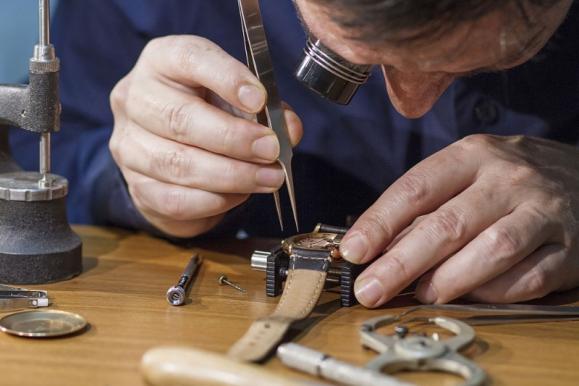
left=340, top=232, right=369, bottom=263
left=416, top=281, right=438, bottom=304
left=239, top=84, right=265, bottom=112
left=355, top=277, right=384, bottom=307
left=256, top=168, right=284, bottom=188
left=252, top=135, right=279, bottom=161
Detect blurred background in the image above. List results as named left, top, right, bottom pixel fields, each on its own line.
left=0, top=0, right=59, bottom=83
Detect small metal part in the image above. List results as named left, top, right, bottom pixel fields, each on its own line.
left=166, top=253, right=202, bottom=306
left=39, top=132, right=52, bottom=187
left=250, top=250, right=270, bottom=272
left=313, top=223, right=349, bottom=235
left=0, top=309, right=87, bottom=338
left=0, top=172, right=67, bottom=201
left=330, top=247, right=341, bottom=259
left=394, top=325, right=409, bottom=339
left=218, top=275, right=246, bottom=293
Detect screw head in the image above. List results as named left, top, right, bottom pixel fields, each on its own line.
left=394, top=325, right=409, bottom=338
left=218, top=275, right=228, bottom=285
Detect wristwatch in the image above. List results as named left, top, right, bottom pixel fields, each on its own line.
left=228, top=224, right=366, bottom=363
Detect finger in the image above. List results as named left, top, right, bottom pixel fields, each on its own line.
left=341, top=137, right=482, bottom=264
left=124, top=169, right=249, bottom=222
left=385, top=215, right=426, bottom=252
left=353, top=180, right=512, bottom=308
left=142, top=35, right=266, bottom=114
left=207, top=92, right=303, bottom=148
left=126, top=80, right=279, bottom=163
left=466, top=243, right=567, bottom=303
left=415, top=205, right=556, bottom=304
left=114, top=122, right=285, bottom=194
left=281, top=102, right=304, bottom=147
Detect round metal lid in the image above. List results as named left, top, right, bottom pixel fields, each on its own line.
left=0, top=310, right=87, bottom=338
left=0, top=172, right=68, bottom=201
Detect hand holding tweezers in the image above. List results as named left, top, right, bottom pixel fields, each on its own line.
left=238, top=0, right=299, bottom=231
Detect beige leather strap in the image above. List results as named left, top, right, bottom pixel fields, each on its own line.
left=228, top=268, right=327, bottom=362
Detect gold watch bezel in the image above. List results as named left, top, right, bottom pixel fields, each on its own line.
left=281, top=232, right=342, bottom=258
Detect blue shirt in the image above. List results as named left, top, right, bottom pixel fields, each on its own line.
left=9, top=0, right=579, bottom=238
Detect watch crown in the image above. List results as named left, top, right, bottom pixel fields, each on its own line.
left=250, top=250, right=271, bottom=271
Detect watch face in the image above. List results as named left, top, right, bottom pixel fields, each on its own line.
left=282, top=232, right=342, bottom=257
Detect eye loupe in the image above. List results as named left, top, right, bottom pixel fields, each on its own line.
left=295, top=37, right=373, bottom=105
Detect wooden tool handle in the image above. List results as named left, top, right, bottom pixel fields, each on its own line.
left=141, top=346, right=325, bottom=386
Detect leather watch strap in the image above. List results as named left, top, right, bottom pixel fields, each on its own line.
left=228, top=268, right=327, bottom=362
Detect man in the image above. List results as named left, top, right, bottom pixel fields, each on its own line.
left=10, top=0, right=579, bottom=308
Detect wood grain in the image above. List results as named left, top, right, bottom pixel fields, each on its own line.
left=0, top=225, right=577, bottom=386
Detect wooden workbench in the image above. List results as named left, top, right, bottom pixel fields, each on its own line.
left=0, top=226, right=578, bottom=385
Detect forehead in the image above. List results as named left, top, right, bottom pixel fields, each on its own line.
left=294, top=0, right=508, bottom=72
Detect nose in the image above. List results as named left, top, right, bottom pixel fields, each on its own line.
left=382, top=66, right=455, bottom=118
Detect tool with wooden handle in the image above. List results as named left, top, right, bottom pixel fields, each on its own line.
left=141, top=346, right=331, bottom=386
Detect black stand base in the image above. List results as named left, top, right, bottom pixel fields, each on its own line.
left=0, top=198, right=82, bottom=284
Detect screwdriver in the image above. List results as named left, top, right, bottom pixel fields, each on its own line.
left=166, top=253, right=202, bottom=306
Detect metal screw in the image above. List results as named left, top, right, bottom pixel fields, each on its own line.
left=394, top=325, right=409, bottom=338
left=218, top=275, right=246, bottom=293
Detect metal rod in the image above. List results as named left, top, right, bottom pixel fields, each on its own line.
left=314, top=223, right=349, bottom=235
left=36, top=0, right=55, bottom=187
left=39, top=0, right=50, bottom=46
left=39, top=132, right=51, bottom=186
left=218, top=275, right=246, bottom=293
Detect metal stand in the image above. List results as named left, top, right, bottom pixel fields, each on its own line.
left=0, top=0, right=82, bottom=284
left=0, top=175, right=81, bottom=284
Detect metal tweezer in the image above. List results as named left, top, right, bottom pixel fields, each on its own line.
left=238, top=0, right=299, bottom=232
left=394, top=303, right=579, bottom=325
left=0, top=284, right=49, bottom=311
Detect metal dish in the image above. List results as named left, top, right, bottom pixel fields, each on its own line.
left=0, top=310, right=87, bottom=338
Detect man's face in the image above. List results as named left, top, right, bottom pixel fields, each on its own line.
left=295, top=0, right=572, bottom=118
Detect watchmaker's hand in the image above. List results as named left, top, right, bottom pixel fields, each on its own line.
left=109, top=36, right=303, bottom=237
left=340, top=135, right=579, bottom=307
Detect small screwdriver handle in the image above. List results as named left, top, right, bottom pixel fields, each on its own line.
left=166, top=254, right=202, bottom=306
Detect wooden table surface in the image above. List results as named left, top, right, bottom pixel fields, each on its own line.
left=1, top=226, right=578, bottom=386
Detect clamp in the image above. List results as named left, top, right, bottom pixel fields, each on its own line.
left=360, top=314, right=487, bottom=386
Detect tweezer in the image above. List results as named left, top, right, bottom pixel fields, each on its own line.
left=238, top=0, right=299, bottom=232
